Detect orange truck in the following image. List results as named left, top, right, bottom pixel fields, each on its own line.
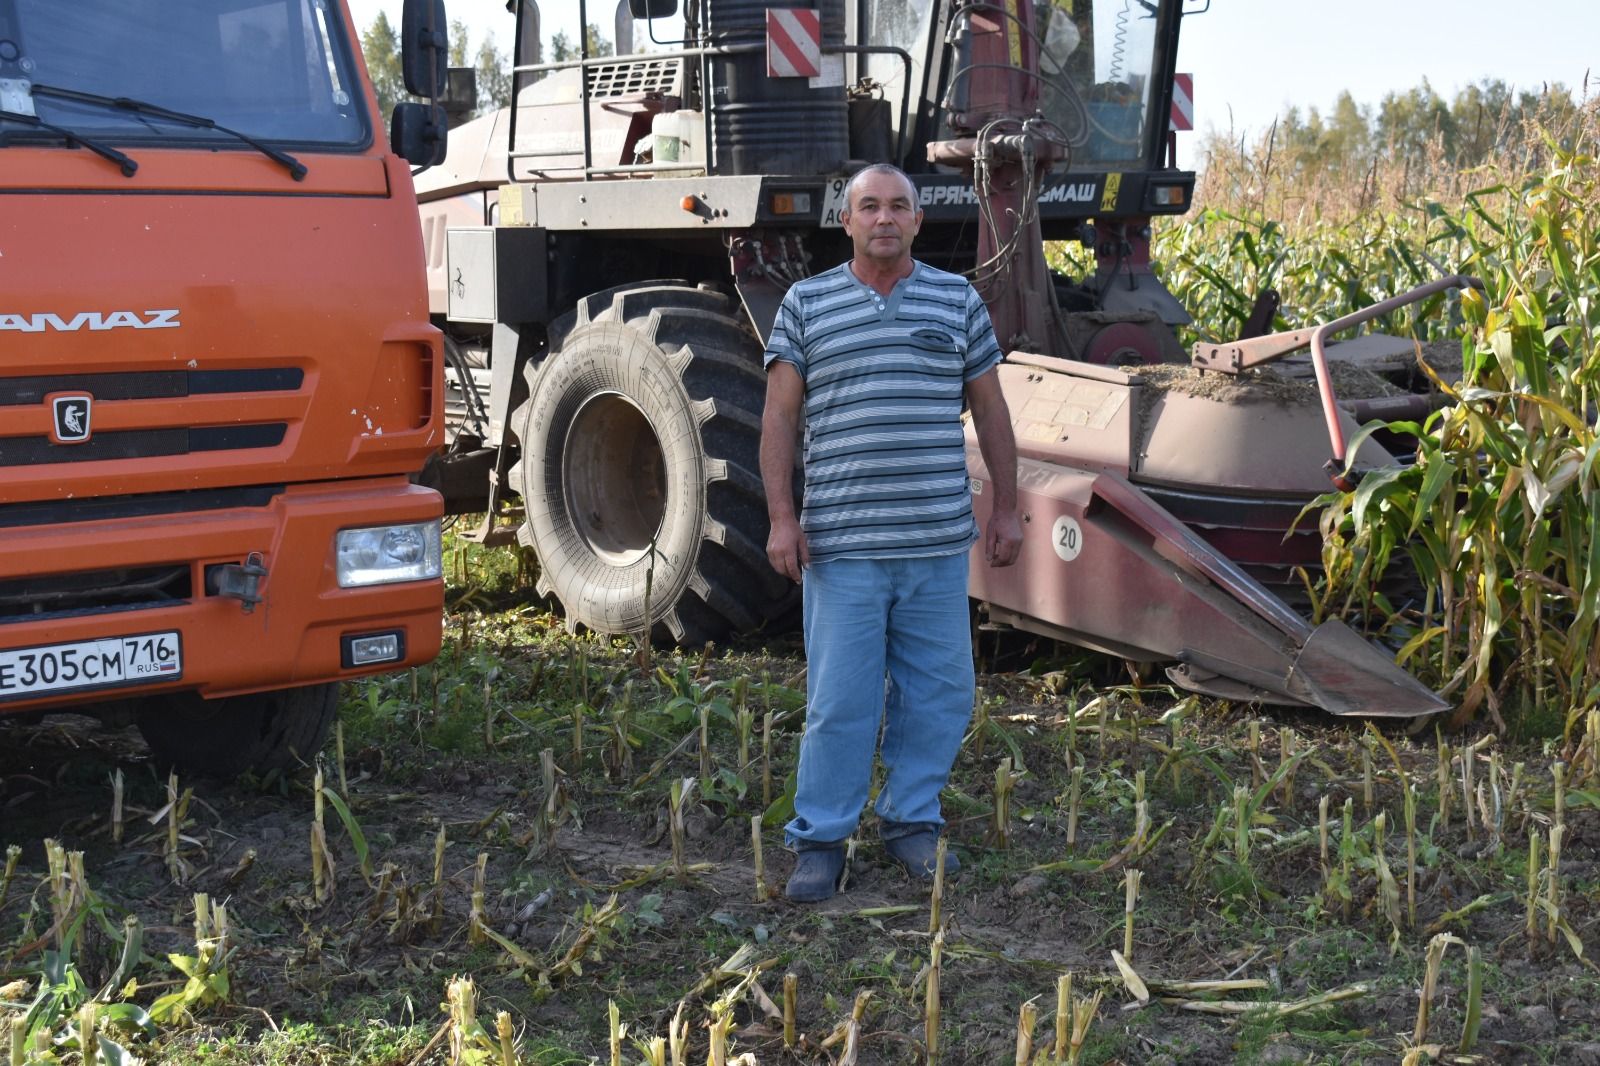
left=0, top=0, right=456, bottom=775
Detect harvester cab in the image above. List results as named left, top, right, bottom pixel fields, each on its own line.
left=414, top=0, right=1452, bottom=720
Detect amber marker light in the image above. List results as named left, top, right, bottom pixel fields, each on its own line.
left=771, top=192, right=812, bottom=215
left=680, top=195, right=699, bottom=213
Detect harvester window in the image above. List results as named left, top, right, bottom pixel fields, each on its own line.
left=1036, top=0, right=1161, bottom=167
left=6, top=0, right=368, bottom=150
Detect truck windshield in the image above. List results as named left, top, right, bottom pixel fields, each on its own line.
left=4, top=0, right=369, bottom=149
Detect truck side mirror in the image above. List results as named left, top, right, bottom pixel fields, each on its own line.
left=391, top=101, right=448, bottom=166
left=628, top=0, right=676, bottom=19
left=401, top=0, right=449, bottom=98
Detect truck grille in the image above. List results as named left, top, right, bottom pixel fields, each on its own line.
left=0, top=368, right=301, bottom=406
left=0, top=564, right=191, bottom=623
left=0, top=367, right=301, bottom=468
left=0, top=424, right=286, bottom=466
left=0, top=485, right=284, bottom=530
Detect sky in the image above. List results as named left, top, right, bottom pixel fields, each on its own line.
left=347, top=0, right=1597, bottom=169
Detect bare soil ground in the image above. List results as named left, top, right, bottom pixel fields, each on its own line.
left=2, top=616, right=1597, bottom=1065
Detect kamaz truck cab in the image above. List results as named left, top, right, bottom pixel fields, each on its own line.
left=0, top=0, right=455, bottom=775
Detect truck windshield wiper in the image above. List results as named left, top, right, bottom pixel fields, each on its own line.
left=28, top=84, right=307, bottom=181
left=0, top=109, right=138, bottom=176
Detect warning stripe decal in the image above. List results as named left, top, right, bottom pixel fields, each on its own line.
left=1169, top=72, right=1193, bottom=131
left=767, top=8, right=822, bottom=78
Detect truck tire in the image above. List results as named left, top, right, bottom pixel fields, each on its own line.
left=136, top=682, right=340, bottom=778
left=511, top=282, right=791, bottom=644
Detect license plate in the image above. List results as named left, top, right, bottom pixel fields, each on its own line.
left=820, top=176, right=849, bottom=228
left=0, top=631, right=182, bottom=702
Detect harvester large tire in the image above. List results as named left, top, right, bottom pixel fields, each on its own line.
left=510, top=282, right=790, bottom=645
left=136, top=682, right=339, bottom=778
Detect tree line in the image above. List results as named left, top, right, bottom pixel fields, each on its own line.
left=1198, top=78, right=1591, bottom=206
left=359, top=13, right=614, bottom=123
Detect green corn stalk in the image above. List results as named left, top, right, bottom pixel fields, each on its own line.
left=1066, top=987, right=1103, bottom=1066
left=0, top=845, right=19, bottom=911
left=783, top=973, right=797, bottom=1049
left=751, top=815, right=768, bottom=902
left=1404, top=784, right=1419, bottom=929
left=669, top=777, right=694, bottom=883
left=992, top=757, right=1018, bottom=848
left=1339, top=797, right=1354, bottom=919
left=1319, top=794, right=1331, bottom=881
left=925, top=931, right=944, bottom=1065
left=1371, top=812, right=1402, bottom=945
left=1067, top=765, right=1084, bottom=849
left=1526, top=830, right=1542, bottom=943
left=1278, top=728, right=1294, bottom=807
left=1460, top=945, right=1484, bottom=1053
left=1413, top=933, right=1460, bottom=1046
left=1546, top=823, right=1564, bottom=945
left=1123, top=869, right=1142, bottom=960
left=470, top=853, right=488, bottom=946
left=761, top=708, right=774, bottom=811
left=1554, top=760, right=1567, bottom=836
left=1361, top=738, right=1374, bottom=810
left=1437, top=735, right=1452, bottom=833
left=1232, top=786, right=1250, bottom=864
left=78, top=1002, right=97, bottom=1066
left=929, top=837, right=948, bottom=935
left=669, top=1003, right=688, bottom=1066
left=310, top=768, right=330, bottom=904
left=110, top=768, right=125, bottom=846
left=1248, top=721, right=1262, bottom=789
left=733, top=676, right=752, bottom=786
left=1014, top=998, right=1038, bottom=1066
left=1054, top=973, right=1071, bottom=1062
left=430, top=822, right=447, bottom=935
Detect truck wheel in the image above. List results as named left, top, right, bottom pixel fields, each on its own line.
left=136, top=682, right=340, bottom=778
left=511, top=282, right=791, bottom=644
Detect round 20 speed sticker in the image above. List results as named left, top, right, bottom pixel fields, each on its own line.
left=1051, top=515, right=1083, bottom=562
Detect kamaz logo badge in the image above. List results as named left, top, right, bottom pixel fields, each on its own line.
left=917, top=181, right=1098, bottom=207
left=49, top=394, right=92, bottom=445
left=0, top=309, right=181, bottom=332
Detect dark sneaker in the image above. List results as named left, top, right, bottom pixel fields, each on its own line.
left=883, top=831, right=959, bottom=880
left=785, top=846, right=848, bottom=902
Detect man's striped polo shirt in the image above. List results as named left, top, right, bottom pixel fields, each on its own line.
left=763, top=259, right=1003, bottom=561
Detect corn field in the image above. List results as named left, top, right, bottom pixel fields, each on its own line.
left=1144, top=109, right=1600, bottom=732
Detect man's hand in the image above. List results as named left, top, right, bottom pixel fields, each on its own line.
left=766, top=514, right=810, bottom=583
left=984, top=507, right=1022, bottom=567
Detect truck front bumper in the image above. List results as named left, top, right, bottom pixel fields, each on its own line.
left=0, top=478, right=444, bottom=713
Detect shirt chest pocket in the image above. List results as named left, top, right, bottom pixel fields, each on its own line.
left=911, top=328, right=961, bottom=358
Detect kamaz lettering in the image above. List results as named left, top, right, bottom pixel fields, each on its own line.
left=0, top=309, right=181, bottom=332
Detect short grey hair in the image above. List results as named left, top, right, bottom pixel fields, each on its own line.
left=841, top=163, right=918, bottom=214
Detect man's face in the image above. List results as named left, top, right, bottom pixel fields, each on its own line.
left=841, top=170, right=923, bottom=266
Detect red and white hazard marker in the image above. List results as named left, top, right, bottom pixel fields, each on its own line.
left=1169, top=72, right=1193, bottom=130
left=766, top=8, right=821, bottom=78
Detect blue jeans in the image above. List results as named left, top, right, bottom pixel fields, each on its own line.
left=785, top=552, right=975, bottom=848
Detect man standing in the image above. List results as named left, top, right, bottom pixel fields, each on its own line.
left=760, top=164, right=1022, bottom=902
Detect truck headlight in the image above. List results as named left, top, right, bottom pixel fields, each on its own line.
left=335, top=521, right=442, bottom=587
